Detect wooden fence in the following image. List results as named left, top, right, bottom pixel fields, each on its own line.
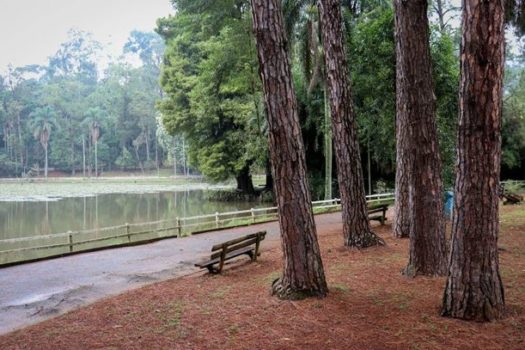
left=0, top=193, right=394, bottom=266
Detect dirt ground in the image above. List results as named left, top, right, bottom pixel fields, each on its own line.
left=1, top=205, right=524, bottom=350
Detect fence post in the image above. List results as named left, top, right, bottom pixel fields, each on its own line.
left=176, top=217, right=181, bottom=237
left=125, top=223, right=130, bottom=242
left=215, top=212, right=220, bottom=228
left=251, top=208, right=255, bottom=223
left=68, top=231, right=73, bottom=252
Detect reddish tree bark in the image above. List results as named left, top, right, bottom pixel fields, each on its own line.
left=318, top=0, right=383, bottom=248
left=441, top=0, right=505, bottom=321
left=394, top=145, right=410, bottom=239
left=394, top=0, right=447, bottom=277
left=251, top=0, right=328, bottom=299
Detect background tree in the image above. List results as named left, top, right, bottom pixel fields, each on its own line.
left=251, top=0, right=328, bottom=299
left=82, top=107, right=106, bottom=177
left=431, top=0, right=460, bottom=33
left=442, top=0, right=506, bottom=321
left=393, top=0, right=447, bottom=276
left=502, top=68, right=525, bottom=175
left=157, top=0, right=267, bottom=194
left=29, top=106, right=57, bottom=178
left=318, top=0, right=383, bottom=247
left=506, top=0, right=525, bottom=36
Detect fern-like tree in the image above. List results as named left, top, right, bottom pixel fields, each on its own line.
left=83, top=107, right=105, bottom=177
left=29, top=106, right=57, bottom=178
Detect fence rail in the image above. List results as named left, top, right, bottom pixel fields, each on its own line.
left=0, top=193, right=394, bottom=266
left=501, top=180, right=525, bottom=188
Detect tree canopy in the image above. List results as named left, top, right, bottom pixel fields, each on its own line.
left=1, top=0, right=524, bottom=188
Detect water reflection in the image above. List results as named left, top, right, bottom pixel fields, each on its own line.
left=0, top=190, right=259, bottom=240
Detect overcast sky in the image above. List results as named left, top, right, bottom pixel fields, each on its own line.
left=0, top=0, right=174, bottom=73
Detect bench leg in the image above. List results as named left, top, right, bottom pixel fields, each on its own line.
left=246, top=250, right=255, bottom=261
left=207, top=265, right=219, bottom=274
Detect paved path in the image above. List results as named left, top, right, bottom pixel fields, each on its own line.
left=0, top=212, right=343, bottom=335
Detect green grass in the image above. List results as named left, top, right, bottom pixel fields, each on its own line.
left=331, top=284, right=352, bottom=294
left=260, top=271, right=280, bottom=286
left=210, top=286, right=232, bottom=299
left=500, top=205, right=525, bottom=228
left=156, top=301, right=184, bottom=330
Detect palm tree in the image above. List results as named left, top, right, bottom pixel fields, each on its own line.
left=82, top=108, right=104, bottom=177
left=29, top=106, right=57, bottom=178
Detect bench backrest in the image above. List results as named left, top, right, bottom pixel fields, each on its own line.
left=210, top=231, right=266, bottom=260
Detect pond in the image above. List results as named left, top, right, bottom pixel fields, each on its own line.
left=0, top=190, right=260, bottom=241
left=0, top=183, right=271, bottom=265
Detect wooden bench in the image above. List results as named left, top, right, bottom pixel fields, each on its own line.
left=368, top=204, right=388, bottom=225
left=501, top=192, right=523, bottom=205
left=195, top=231, right=266, bottom=274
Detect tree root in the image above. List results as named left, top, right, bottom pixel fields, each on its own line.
left=345, top=230, right=386, bottom=249
left=271, top=278, right=327, bottom=300
left=402, top=262, right=447, bottom=278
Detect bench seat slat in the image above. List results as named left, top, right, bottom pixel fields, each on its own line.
left=195, top=231, right=267, bottom=273
left=210, top=237, right=260, bottom=260
left=211, top=231, right=265, bottom=251
left=195, top=246, right=254, bottom=269
left=367, top=204, right=388, bottom=225
left=368, top=207, right=386, bottom=214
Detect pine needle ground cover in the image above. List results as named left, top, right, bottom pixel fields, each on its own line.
left=1, top=205, right=524, bottom=350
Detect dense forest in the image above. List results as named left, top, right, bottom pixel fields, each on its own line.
left=0, top=29, right=191, bottom=178
left=1, top=0, right=524, bottom=199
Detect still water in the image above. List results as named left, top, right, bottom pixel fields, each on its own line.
left=0, top=190, right=259, bottom=240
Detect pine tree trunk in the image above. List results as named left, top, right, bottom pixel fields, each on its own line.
left=441, top=0, right=505, bottom=321
left=251, top=0, right=328, bottom=300
left=394, top=144, right=410, bottom=238
left=318, top=0, right=383, bottom=248
left=394, top=0, right=447, bottom=277
left=323, top=86, right=333, bottom=200
left=367, top=137, right=371, bottom=195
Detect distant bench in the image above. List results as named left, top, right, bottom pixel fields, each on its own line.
left=195, top=231, right=266, bottom=274
left=368, top=204, right=388, bottom=225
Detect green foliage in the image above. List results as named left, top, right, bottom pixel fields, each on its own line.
left=29, top=106, right=58, bottom=148
left=348, top=7, right=459, bottom=187
left=115, top=147, right=136, bottom=169
left=1, top=0, right=522, bottom=186
left=0, top=29, right=180, bottom=177
left=502, top=70, right=525, bottom=170
left=430, top=30, right=459, bottom=187
left=0, top=154, right=18, bottom=177
left=349, top=7, right=396, bottom=172
left=157, top=0, right=266, bottom=187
